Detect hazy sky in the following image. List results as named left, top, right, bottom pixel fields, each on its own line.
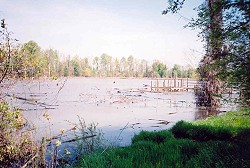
left=1, top=0, right=204, bottom=66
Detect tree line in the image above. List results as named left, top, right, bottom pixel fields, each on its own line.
left=0, top=31, right=197, bottom=81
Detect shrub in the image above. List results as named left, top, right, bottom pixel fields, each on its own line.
left=0, top=102, right=45, bottom=167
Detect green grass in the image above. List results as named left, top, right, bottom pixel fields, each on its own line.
left=194, top=108, right=250, bottom=131
left=73, top=108, right=250, bottom=168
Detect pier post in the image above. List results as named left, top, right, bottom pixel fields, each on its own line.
left=151, top=81, right=153, bottom=92
left=157, top=79, right=159, bottom=92
left=163, top=80, right=166, bottom=92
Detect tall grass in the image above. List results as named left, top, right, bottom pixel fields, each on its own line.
left=73, top=108, right=250, bottom=168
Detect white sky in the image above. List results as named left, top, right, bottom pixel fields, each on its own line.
left=0, top=0, right=204, bottom=67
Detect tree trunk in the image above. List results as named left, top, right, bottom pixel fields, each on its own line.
left=198, top=0, right=223, bottom=107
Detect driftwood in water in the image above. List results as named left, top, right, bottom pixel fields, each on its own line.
left=6, top=94, right=58, bottom=109
left=46, top=134, right=97, bottom=146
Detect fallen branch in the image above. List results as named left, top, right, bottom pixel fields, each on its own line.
left=46, top=134, right=97, bottom=146
left=6, top=94, right=58, bottom=108
left=21, top=152, right=39, bottom=168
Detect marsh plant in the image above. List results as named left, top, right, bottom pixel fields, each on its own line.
left=69, top=116, right=105, bottom=155
left=0, top=101, right=46, bottom=167
left=44, top=115, right=105, bottom=167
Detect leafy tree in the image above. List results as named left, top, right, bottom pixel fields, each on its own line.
left=81, top=57, right=92, bottom=77
left=120, top=57, right=128, bottom=77
left=92, top=56, right=100, bottom=77
left=218, top=0, right=250, bottom=104
left=171, top=64, right=182, bottom=78
left=41, top=49, right=59, bottom=78
left=63, top=65, right=69, bottom=77
left=57, top=62, right=63, bottom=77
left=186, top=66, right=197, bottom=78
left=0, top=19, right=45, bottom=167
left=22, top=40, right=41, bottom=78
left=127, top=55, right=135, bottom=77
left=100, top=53, right=112, bottom=77
left=163, top=0, right=250, bottom=105
left=152, top=60, right=167, bottom=78
left=71, top=57, right=81, bottom=76
left=139, top=59, right=149, bottom=77
left=113, top=58, right=121, bottom=76
left=0, top=20, right=26, bottom=83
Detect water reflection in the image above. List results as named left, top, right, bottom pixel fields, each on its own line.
left=194, top=107, right=220, bottom=120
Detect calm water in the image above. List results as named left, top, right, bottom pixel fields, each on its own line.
left=6, top=77, right=236, bottom=146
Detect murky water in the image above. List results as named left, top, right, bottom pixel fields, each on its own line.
left=6, top=77, right=236, bottom=146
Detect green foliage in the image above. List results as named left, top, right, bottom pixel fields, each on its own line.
left=73, top=62, right=81, bottom=76
left=152, top=60, right=167, bottom=78
left=0, top=22, right=24, bottom=83
left=22, top=40, right=42, bottom=77
left=162, top=0, right=186, bottom=14
left=0, top=102, right=45, bottom=167
left=63, top=66, right=69, bottom=77
left=163, top=1, right=250, bottom=105
left=171, top=64, right=182, bottom=78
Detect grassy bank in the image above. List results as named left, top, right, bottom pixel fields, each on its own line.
left=73, top=108, right=250, bottom=168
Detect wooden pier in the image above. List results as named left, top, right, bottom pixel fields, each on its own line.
left=150, top=78, right=198, bottom=92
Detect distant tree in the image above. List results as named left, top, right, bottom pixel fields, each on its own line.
left=139, top=59, right=149, bottom=77
left=63, top=66, right=69, bottom=77
left=83, top=67, right=92, bottom=77
left=71, top=57, right=81, bottom=76
left=171, top=64, right=182, bottom=78
left=22, top=40, right=41, bottom=78
left=81, top=57, right=92, bottom=77
left=113, top=57, right=120, bottom=76
left=152, top=60, right=167, bottom=78
left=120, top=57, right=128, bottom=77
left=93, top=56, right=100, bottom=77
left=127, top=55, right=135, bottom=77
left=42, top=49, right=59, bottom=78
left=186, top=66, right=197, bottom=78
left=58, top=62, right=63, bottom=76
left=100, top=53, right=112, bottom=77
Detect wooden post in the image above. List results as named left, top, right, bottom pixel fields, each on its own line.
left=151, top=81, right=153, bottom=92
left=163, top=80, right=166, bottom=92
left=187, top=78, right=189, bottom=91
left=157, top=79, right=159, bottom=92
left=181, top=79, right=183, bottom=91
left=170, top=78, right=172, bottom=92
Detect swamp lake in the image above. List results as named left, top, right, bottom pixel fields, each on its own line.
left=5, top=77, right=236, bottom=146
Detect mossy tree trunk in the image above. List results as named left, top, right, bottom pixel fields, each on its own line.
left=199, top=0, right=223, bottom=107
